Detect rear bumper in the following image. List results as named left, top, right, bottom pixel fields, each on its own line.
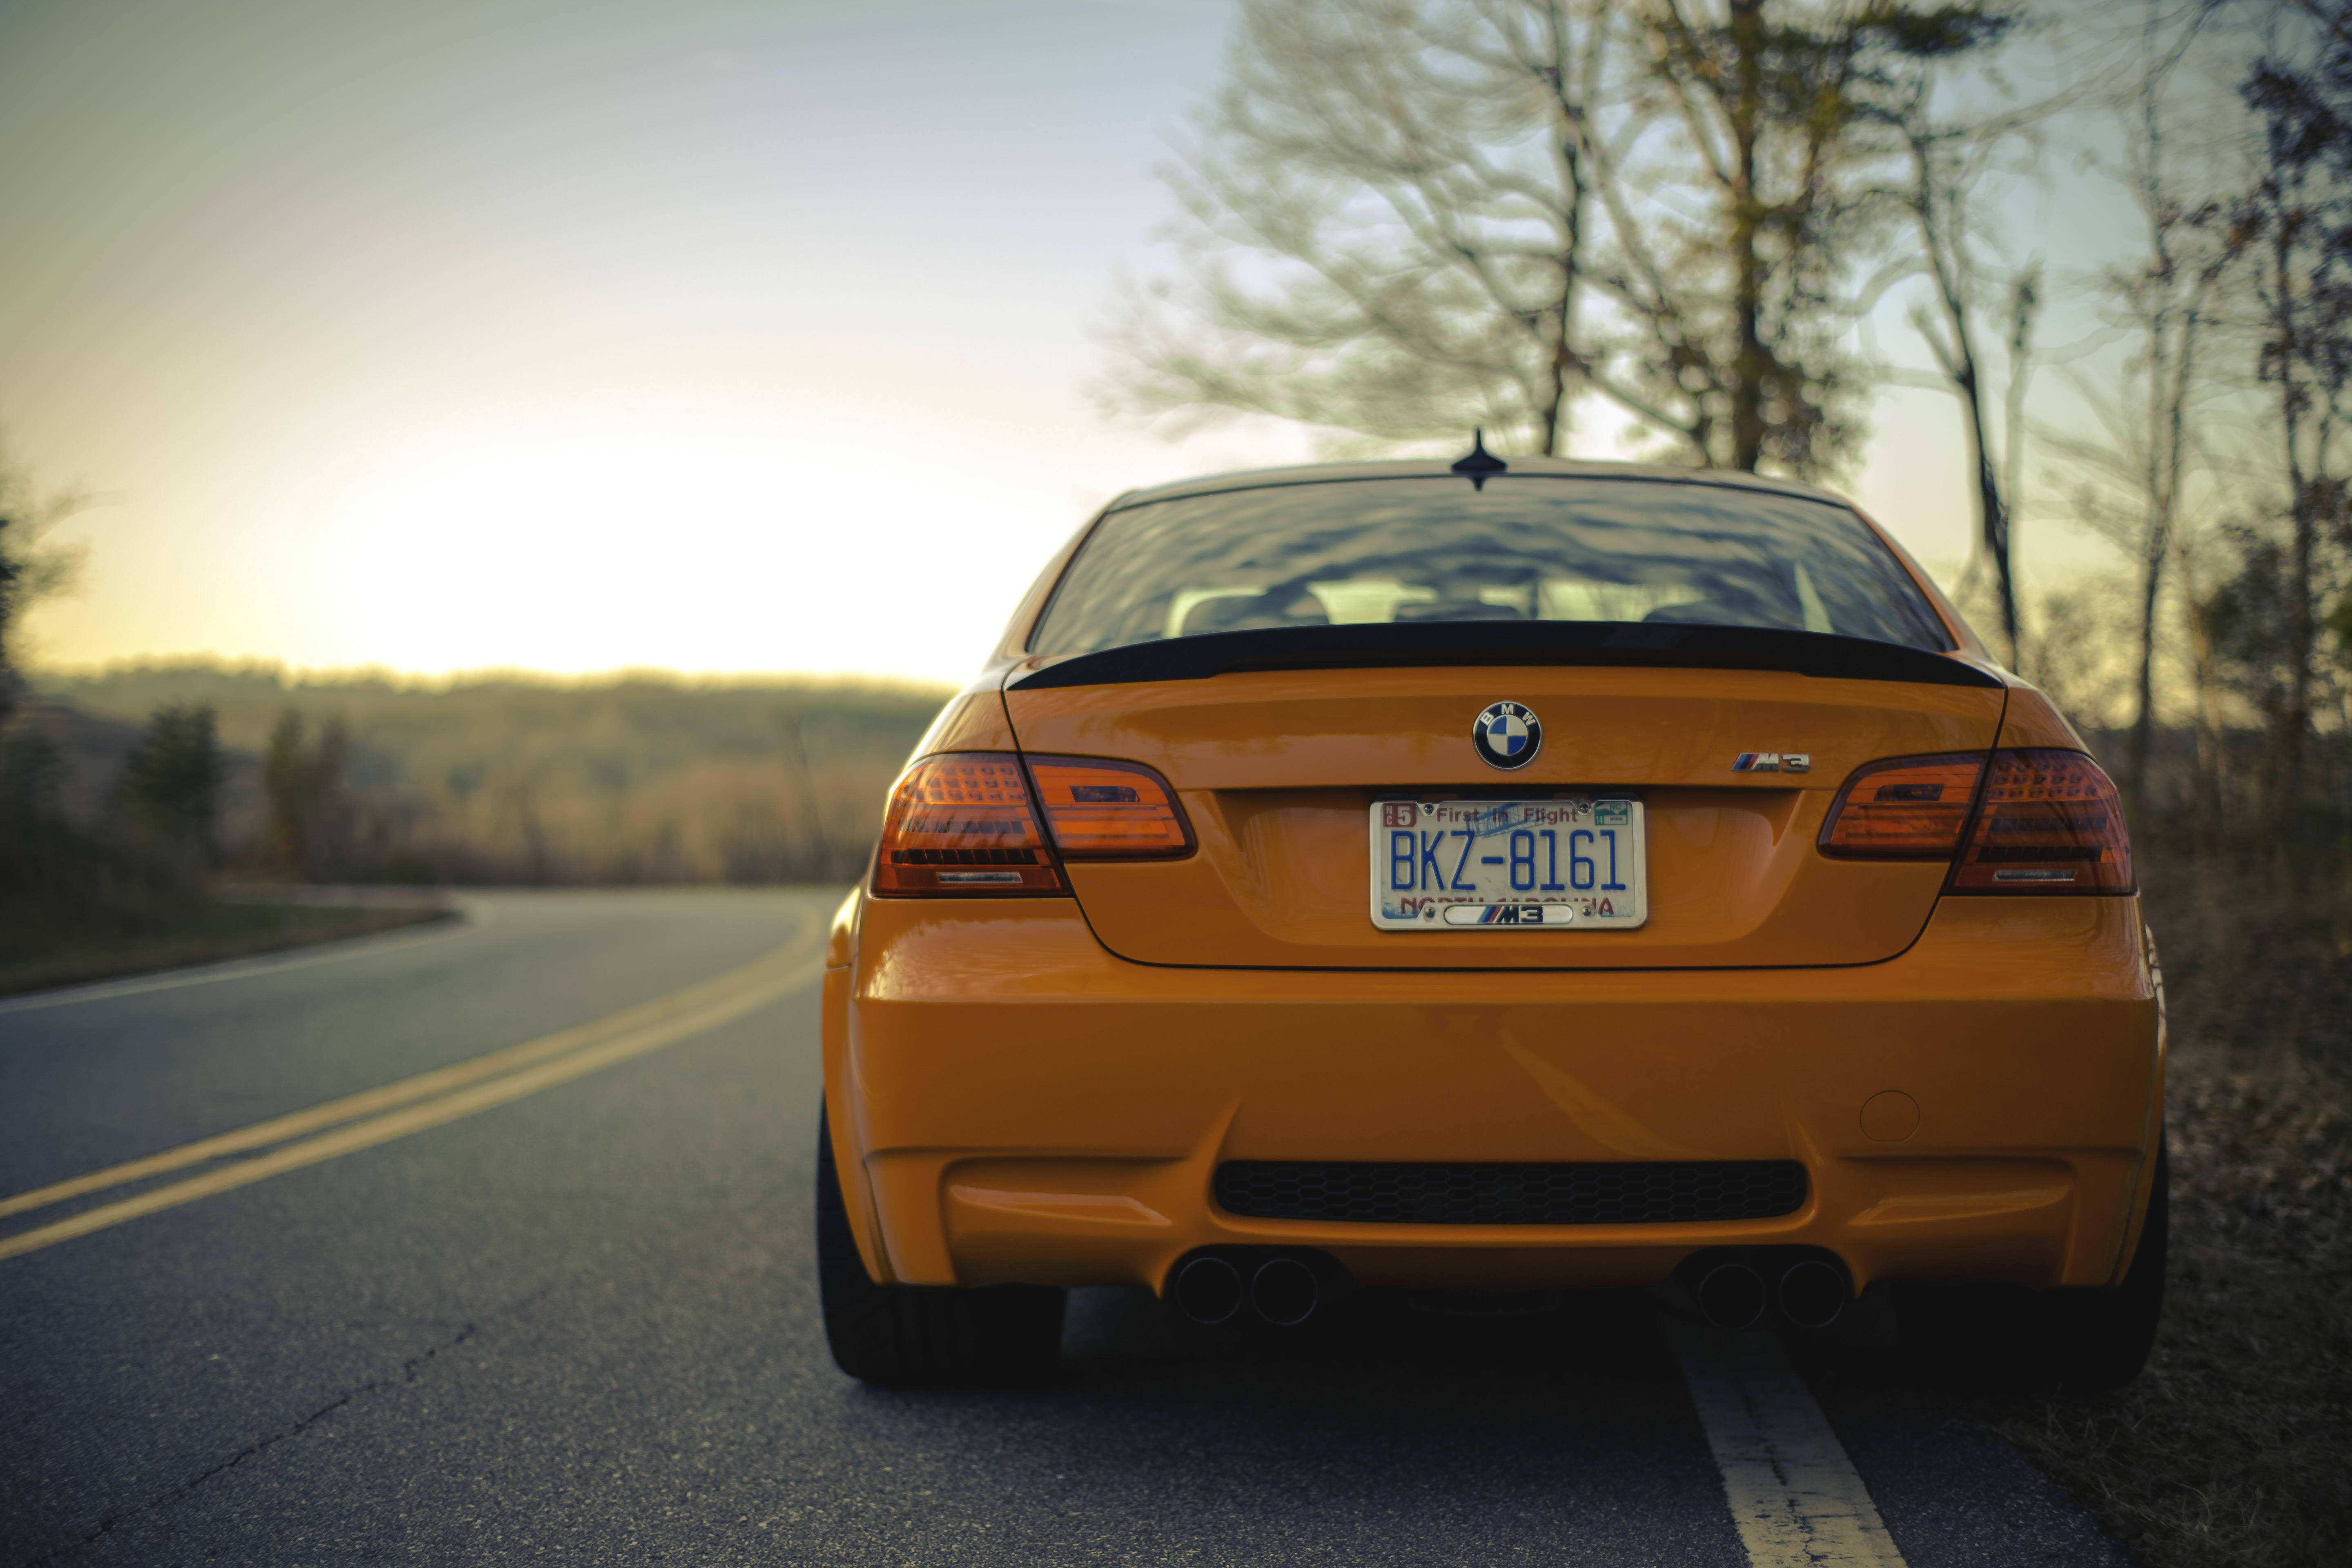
left=822, top=894, right=2163, bottom=1295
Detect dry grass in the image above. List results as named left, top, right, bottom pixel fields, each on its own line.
left=1973, top=849, right=2352, bottom=1568
left=0, top=902, right=452, bottom=998
left=29, top=662, right=950, bottom=884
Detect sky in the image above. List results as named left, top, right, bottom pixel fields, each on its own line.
left=0, top=0, right=2146, bottom=688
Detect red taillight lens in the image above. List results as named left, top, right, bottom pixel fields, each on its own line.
left=1817, top=753, right=1986, bottom=858
left=872, top=753, right=1065, bottom=897
left=1950, top=748, right=2133, bottom=893
left=1024, top=755, right=1194, bottom=859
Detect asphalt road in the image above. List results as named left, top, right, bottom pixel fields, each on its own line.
left=2, top=888, right=2136, bottom=1566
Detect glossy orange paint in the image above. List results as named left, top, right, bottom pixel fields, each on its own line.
left=819, top=459, right=2163, bottom=1302
left=1003, top=664, right=2001, bottom=969
left=827, top=891, right=2158, bottom=1294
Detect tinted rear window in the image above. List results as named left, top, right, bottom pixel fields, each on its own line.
left=1031, top=477, right=1951, bottom=657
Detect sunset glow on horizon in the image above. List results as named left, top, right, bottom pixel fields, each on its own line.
left=1, top=0, right=2136, bottom=688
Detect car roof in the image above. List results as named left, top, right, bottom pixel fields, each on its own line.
left=1103, top=456, right=1854, bottom=513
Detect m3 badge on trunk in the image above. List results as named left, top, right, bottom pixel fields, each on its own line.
left=1472, top=701, right=1542, bottom=770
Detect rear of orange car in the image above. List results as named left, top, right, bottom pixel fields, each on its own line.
left=815, top=457, right=2164, bottom=1388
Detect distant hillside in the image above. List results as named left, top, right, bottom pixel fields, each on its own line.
left=28, top=662, right=953, bottom=884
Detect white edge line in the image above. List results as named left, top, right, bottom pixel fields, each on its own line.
left=0, top=899, right=490, bottom=1016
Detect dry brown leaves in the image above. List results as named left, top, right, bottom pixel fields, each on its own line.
left=1965, top=845, right=2352, bottom=1566
left=1977, top=1071, right=2352, bottom=1568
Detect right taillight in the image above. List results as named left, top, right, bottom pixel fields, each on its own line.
left=1818, top=747, right=2134, bottom=894
left=872, top=753, right=1066, bottom=897
left=1949, top=748, right=2134, bottom=893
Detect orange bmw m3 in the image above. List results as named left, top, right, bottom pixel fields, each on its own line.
left=815, top=449, right=2164, bottom=1390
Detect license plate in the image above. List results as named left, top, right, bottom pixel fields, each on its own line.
left=1369, top=798, right=1648, bottom=931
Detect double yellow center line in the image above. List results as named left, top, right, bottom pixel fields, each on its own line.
left=0, top=926, right=829, bottom=1263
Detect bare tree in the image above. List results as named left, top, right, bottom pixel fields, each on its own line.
left=1881, top=45, right=2049, bottom=664
left=2233, top=0, right=2352, bottom=810
left=2045, top=2, right=2240, bottom=804
left=1105, top=0, right=2016, bottom=478
left=0, top=450, right=91, bottom=728
left=264, top=710, right=353, bottom=879
left=1607, top=0, right=2017, bottom=475
left=1103, top=0, right=1619, bottom=457
left=2173, top=521, right=2234, bottom=830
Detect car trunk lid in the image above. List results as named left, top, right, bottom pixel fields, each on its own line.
left=1002, top=661, right=2006, bottom=969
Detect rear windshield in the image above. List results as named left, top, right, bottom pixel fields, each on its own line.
left=1030, top=476, right=1951, bottom=657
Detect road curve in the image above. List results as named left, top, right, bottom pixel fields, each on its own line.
left=1, top=889, right=2132, bottom=1566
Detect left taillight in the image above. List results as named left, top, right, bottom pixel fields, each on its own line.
left=1817, top=753, right=1986, bottom=858
left=1024, top=755, right=1194, bottom=859
left=872, top=753, right=1066, bottom=897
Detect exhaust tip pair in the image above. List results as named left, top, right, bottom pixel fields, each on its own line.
left=1686, top=1250, right=1851, bottom=1331
left=1172, top=1250, right=1327, bottom=1327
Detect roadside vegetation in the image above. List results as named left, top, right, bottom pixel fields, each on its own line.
left=0, top=466, right=441, bottom=995
left=1, top=474, right=952, bottom=994
left=1969, top=846, right=2352, bottom=1568
left=25, top=662, right=947, bottom=884
left=0, top=887, right=445, bottom=999
left=0, top=658, right=945, bottom=997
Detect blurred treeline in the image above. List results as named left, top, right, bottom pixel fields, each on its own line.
left=1114, top=0, right=2352, bottom=861
left=3, top=663, right=947, bottom=886
left=1, top=464, right=942, bottom=981
left=0, top=457, right=205, bottom=946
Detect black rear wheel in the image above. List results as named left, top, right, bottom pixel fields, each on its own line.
left=1899, top=1138, right=2167, bottom=1393
left=815, top=1101, right=1065, bottom=1385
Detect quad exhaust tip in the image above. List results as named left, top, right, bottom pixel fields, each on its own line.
left=1172, top=1254, right=1243, bottom=1326
left=1696, top=1262, right=1769, bottom=1330
left=1775, top=1258, right=1848, bottom=1330
left=1682, top=1248, right=1852, bottom=1331
left=1249, top=1256, right=1320, bottom=1327
left=1171, top=1249, right=1336, bottom=1327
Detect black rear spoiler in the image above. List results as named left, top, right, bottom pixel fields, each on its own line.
left=1006, top=622, right=2001, bottom=690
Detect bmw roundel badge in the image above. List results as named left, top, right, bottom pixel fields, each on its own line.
left=1472, top=700, right=1542, bottom=771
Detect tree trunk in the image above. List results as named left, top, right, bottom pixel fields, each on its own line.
left=1728, top=0, right=1767, bottom=472
left=2286, top=477, right=2314, bottom=808
left=1541, top=132, right=1586, bottom=459
left=2127, top=530, right=2164, bottom=807
left=2273, top=220, right=2312, bottom=813
left=2179, top=549, right=2226, bottom=842
left=1951, top=348, right=2017, bottom=664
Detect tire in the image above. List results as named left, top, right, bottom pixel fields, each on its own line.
left=814, top=1101, right=1065, bottom=1386
left=1898, top=1138, right=2168, bottom=1394
left=2027, top=1136, right=2168, bottom=1392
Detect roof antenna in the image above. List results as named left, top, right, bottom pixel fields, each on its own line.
left=1450, top=428, right=1507, bottom=490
